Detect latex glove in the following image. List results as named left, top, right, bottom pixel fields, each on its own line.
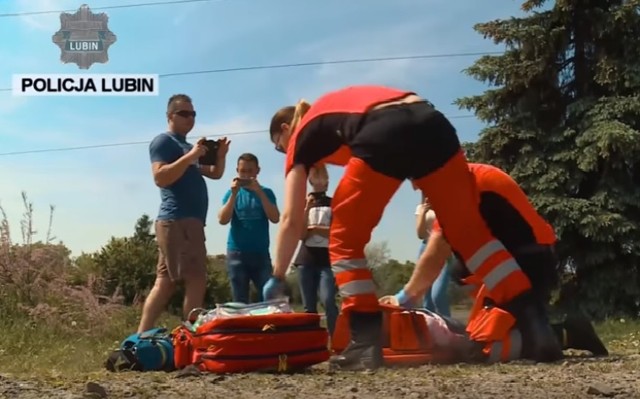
left=263, top=276, right=286, bottom=300
left=394, top=289, right=414, bottom=309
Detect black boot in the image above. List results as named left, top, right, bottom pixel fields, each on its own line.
left=552, top=313, right=609, bottom=356
left=501, top=292, right=563, bottom=363
left=329, top=311, right=384, bottom=371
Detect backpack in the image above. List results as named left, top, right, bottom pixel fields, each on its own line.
left=105, top=327, right=175, bottom=372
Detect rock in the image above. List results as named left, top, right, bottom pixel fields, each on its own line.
left=174, top=365, right=201, bottom=379
left=85, top=382, right=108, bottom=398
left=587, top=383, right=616, bottom=397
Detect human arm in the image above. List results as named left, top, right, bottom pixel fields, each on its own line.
left=308, top=225, right=330, bottom=238
left=399, top=230, right=452, bottom=305
left=415, top=204, right=428, bottom=240
left=271, top=164, right=308, bottom=279
left=149, top=135, right=205, bottom=188
left=217, top=188, right=237, bottom=225
left=255, top=187, right=280, bottom=224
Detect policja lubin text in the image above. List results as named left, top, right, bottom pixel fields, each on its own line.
left=11, top=74, right=159, bottom=96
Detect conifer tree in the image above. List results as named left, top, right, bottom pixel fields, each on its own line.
left=458, top=0, right=640, bottom=318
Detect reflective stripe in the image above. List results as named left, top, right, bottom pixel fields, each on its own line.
left=339, top=279, right=377, bottom=297
left=487, top=329, right=522, bottom=364
left=483, top=258, right=521, bottom=291
left=332, top=258, right=367, bottom=274
left=466, top=240, right=504, bottom=272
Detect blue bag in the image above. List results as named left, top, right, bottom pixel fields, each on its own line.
left=105, top=327, right=175, bottom=372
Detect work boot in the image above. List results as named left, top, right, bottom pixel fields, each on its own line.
left=329, top=311, right=384, bottom=371
left=501, top=292, right=563, bottom=363
left=552, top=312, right=609, bottom=356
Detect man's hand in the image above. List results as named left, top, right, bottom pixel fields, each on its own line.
left=246, top=178, right=261, bottom=192
left=263, top=276, right=286, bottom=300
left=217, top=137, right=231, bottom=157
left=230, top=178, right=241, bottom=194
left=187, top=138, right=208, bottom=162
left=305, top=194, right=315, bottom=211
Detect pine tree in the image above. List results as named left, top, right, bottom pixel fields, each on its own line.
left=457, top=0, right=640, bottom=318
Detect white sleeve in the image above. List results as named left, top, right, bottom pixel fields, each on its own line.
left=414, top=204, right=422, bottom=215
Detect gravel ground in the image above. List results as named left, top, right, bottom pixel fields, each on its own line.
left=1, top=351, right=639, bottom=399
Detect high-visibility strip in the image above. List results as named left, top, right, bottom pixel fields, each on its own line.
left=466, top=240, right=505, bottom=272
left=483, top=258, right=522, bottom=291
left=332, top=258, right=368, bottom=273
left=487, top=329, right=522, bottom=364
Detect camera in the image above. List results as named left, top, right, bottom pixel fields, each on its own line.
left=198, top=139, right=220, bottom=166
left=236, top=178, right=253, bottom=187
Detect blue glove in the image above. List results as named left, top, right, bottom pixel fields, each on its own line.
left=394, top=289, right=412, bottom=309
left=263, top=276, right=286, bottom=300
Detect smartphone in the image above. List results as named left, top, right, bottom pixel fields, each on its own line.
left=198, top=139, right=220, bottom=166
left=236, top=178, right=253, bottom=187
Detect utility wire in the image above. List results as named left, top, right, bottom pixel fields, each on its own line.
left=0, top=51, right=502, bottom=92
left=0, top=114, right=478, bottom=157
left=0, top=0, right=216, bottom=18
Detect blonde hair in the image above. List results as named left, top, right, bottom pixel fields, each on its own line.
left=270, top=99, right=312, bottom=140
left=289, top=99, right=311, bottom=134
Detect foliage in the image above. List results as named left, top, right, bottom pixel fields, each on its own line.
left=458, top=0, right=640, bottom=318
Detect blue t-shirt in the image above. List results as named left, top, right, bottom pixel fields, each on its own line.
left=149, top=132, right=208, bottom=224
left=223, top=186, right=277, bottom=253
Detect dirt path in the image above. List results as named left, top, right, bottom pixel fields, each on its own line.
left=2, top=352, right=639, bottom=399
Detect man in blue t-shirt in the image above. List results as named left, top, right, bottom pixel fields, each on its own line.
left=138, top=93, right=230, bottom=333
left=218, top=153, right=280, bottom=303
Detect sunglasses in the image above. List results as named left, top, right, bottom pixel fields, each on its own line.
left=174, top=110, right=197, bottom=118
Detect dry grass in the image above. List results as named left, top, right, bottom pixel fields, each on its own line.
left=0, top=193, right=639, bottom=399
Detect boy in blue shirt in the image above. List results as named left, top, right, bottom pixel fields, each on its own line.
left=218, top=153, right=280, bottom=303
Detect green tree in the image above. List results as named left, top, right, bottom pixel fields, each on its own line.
left=457, top=0, right=640, bottom=318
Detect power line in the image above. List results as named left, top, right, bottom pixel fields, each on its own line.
left=0, top=0, right=216, bottom=18
left=0, top=114, right=478, bottom=157
left=0, top=51, right=501, bottom=92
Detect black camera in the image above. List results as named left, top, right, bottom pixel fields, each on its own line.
left=198, top=139, right=220, bottom=166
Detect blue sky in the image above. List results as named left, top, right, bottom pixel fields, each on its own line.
left=0, top=0, right=527, bottom=262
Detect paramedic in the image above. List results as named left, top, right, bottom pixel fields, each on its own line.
left=261, top=85, right=560, bottom=371
left=390, top=163, right=607, bottom=361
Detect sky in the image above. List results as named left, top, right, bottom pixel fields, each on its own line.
left=0, top=0, right=528, bottom=262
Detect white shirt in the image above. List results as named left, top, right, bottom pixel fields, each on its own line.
left=305, top=205, right=332, bottom=247
left=415, top=204, right=436, bottom=239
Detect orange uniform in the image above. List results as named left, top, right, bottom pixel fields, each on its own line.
left=430, top=163, right=560, bottom=362
left=284, top=87, right=533, bottom=314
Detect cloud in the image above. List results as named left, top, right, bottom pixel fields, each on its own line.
left=13, top=0, right=80, bottom=33
left=0, top=111, right=273, bottom=255
left=286, top=21, right=460, bottom=102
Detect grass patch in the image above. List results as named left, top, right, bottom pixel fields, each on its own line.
left=0, top=308, right=637, bottom=377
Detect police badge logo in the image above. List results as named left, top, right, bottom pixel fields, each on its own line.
left=51, top=4, right=117, bottom=70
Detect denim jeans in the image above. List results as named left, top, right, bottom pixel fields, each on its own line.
left=297, top=265, right=339, bottom=336
left=418, top=240, right=452, bottom=317
left=226, top=250, right=273, bottom=304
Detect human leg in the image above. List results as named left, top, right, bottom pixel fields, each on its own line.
left=181, top=218, right=208, bottom=320
left=137, top=220, right=180, bottom=333
left=298, top=265, right=320, bottom=313
left=430, top=257, right=452, bottom=317
left=318, top=265, right=339, bottom=337
left=248, top=252, right=274, bottom=303
left=328, top=157, right=403, bottom=371
left=226, top=251, right=250, bottom=304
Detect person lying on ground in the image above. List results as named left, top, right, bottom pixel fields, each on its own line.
left=378, top=294, right=609, bottom=363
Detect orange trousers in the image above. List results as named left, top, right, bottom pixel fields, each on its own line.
left=466, top=284, right=523, bottom=363
left=329, top=151, right=532, bottom=315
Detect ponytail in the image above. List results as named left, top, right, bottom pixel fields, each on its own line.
left=289, top=99, right=311, bottom=134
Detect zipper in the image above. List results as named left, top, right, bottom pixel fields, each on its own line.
left=194, top=323, right=325, bottom=336
left=198, top=346, right=328, bottom=361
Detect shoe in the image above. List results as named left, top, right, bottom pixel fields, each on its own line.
left=553, top=312, right=608, bottom=356
left=501, top=292, right=563, bottom=363
left=329, top=311, right=384, bottom=371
